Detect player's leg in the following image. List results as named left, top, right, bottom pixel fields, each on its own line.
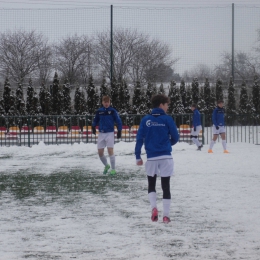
left=159, top=158, right=173, bottom=223
left=208, top=126, right=219, bottom=153
left=191, top=126, right=202, bottom=150
left=197, top=125, right=203, bottom=147
left=146, top=160, right=159, bottom=221
left=107, top=147, right=115, bottom=174
left=161, top=176, right=171, bottom=223
left=147, top=174, right=158, bottom=222
left=220, top=129, right=228, bottom=153
left=97, top=133, right=110, bottom=174
left=191, top=130, right=200, bottom=148
left=98, top=148, right=110, bottom=174
left=106, top=132, right=116, bottom=174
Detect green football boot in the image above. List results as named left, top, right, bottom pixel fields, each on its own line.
left=103, top=164, right=110, bottom=174
left=110, top=169, right=116, bottom=175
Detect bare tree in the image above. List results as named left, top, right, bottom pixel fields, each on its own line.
left=254, top=28, right=260, bottom=75
left=96, top=28, right=146, bottom=81
left=183, top=63, right=214, bottom=82
left=96, top=28, right=177, bottom=84
left=0, top=30, right=51, bottom=84
left=36, top=43, right=53, bottom=85
left=138, top=39, right=178, bottom=83
left=54, top=35, right=95, bottom=84
left=215, top=51, right=259, bottom=81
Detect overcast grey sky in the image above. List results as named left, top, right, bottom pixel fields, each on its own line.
left=0, top=0, right=260, bottom=76
left=1, top=0, right=260, bottom=8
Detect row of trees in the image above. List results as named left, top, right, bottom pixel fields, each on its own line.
left=1, top=28, right=260, bottom=87
left=1, top=72, right=260, bottom=121
left=0, top=29, right=176, bottom=86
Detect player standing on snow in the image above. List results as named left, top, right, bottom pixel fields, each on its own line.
left=135, top=94, right=179, bottom=224
left=208, top=100, right=229, bottom=154
left=190, top=103, right=203, bottom=150
left=92, top=96, right=122, bottom=175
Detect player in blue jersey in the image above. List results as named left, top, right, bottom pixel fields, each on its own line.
left=135, top=94, right=179, bottom=224
left=190, top=103, right=203, bottom=150
left=92, top=96, right=122, bottom=175
left=208, top=100, right=229, bottom=153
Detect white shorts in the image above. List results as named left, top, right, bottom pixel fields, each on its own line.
left=191, top=125, right=202, bottom=136
left=97, top=132, right=114, bottom=149
left=145, top=156, right=174, bottom=177
left=212, top=125, right=226, bottom=135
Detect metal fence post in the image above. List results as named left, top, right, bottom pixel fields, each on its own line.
left=232, top=3, right=235, bottom=81
left=110, top=4, right=113, bottom=84
left=28, top=116, right=30, bottom=147
left=202, top=113, right=205, bottom=145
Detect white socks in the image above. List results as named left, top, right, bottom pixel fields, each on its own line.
left=148, top=193, right=171, bottom=217
left=209, top=140, right=215, bottom=150
left=148, top=192, right=157, bottom=209
left=99, top=155, right=108, bottom=166
left=192, top=137, right=201, bottom=147
left=209, top=140, right=227, bottom=150
left=109, top=155, right=115, bottom=170
left=99, top=155, right=116, bottom=170
left=222, top=140, right=227, bottom=150
left=163, top=199, right=171, bottom=217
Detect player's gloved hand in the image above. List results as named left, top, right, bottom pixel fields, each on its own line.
left=92, top=126, right=96, bottom=135
left=136, top=159, right=143, bottom=166
left=117, top=130, right=122, bottom=139
left=194, top=126, right=196, bottom=131
left=216, top=126, right=219, bottom=130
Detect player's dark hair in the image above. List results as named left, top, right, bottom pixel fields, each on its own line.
left=102, top=96, right=110, bottom=102
left=191, top=103, right=197, bottom=108
left=151, top=94, right=170, bottom=108
left=217, top=100, right=224, bottom=104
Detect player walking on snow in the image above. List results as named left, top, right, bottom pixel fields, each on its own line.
left=208, top=100, right=229, bottom=153
left=135, top=94, right=179, bottom=224
left=92, top=96, right=122, bottom=175
left=190, top=103, right=203, bottom=150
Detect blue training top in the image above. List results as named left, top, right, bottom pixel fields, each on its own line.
left=135, top=108, right=179, bottom=159
left=212, top=106, right=225, bottom=127
left=192, top=109, right=201, bottom=127
left=92, top=106, right=122, bottom=133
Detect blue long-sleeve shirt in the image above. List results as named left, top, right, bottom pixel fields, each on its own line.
left=135, top=108, right=179, bottom=159
left=192, top=109, right=201, bottom=127
left=92, top=106, right=122, bottom=133
left=212, top=106, right=225, bottom=127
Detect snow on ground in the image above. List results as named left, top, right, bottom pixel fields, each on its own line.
left=0, top=141, right=260, bottom=260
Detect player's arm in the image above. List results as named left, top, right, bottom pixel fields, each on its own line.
left=91, top=110, right=100, bottom=134
left=168, top=118, right=179, bottom=146
left=193, top=110, right=199, bottom=131
left=113, top=109, right=122, bottom=138
left=212, top=109, right=218, bottom=127
left=113, top=109, right=122, bottom=131
left=135, top=120, right=145, bottom=165
left=92, top=110, right=99, bottom=127
left=194, top=110, right=199, bottom=127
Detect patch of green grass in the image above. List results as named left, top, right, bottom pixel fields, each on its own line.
left=0, top=169, right=144, bottom=201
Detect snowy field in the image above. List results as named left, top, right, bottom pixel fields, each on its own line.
left=0, top=141, right=260, bottom=260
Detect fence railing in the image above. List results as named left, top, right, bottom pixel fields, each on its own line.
left=0, top=114, right=259, bottom=147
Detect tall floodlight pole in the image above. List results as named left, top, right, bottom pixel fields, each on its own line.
left=110, top=5, right=113, bottom=85
left=232, top=3, right=235, bottom=80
